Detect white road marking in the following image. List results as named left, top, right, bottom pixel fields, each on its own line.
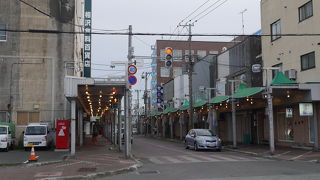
left=209, top=154, right=238, bottom=161
left=180, top=155, right=203, bottom=163
left=161, top=156, right=184, bottom=163
left=149, top=157, right=165, bottom=164
left=190, top=155, right=220, bottom=162
left=290, top=151, right=312, bottom=160
left=34, top=171, right=63, bottom=178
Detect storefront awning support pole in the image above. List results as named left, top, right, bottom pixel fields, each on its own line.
left=267, top=87, right=275, bottom=154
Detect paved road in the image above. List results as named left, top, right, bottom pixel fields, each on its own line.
left=99, top=136, right=320, bottom=180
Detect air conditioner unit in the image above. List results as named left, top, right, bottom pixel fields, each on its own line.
left=284, top=69, right=297, bottom=80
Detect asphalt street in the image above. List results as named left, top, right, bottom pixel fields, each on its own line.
left=99, top=136, right=320, bottom=180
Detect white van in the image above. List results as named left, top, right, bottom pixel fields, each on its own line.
left=0, top=125, right=14, bottom=152
left=23, top=123, right=52, bottom=150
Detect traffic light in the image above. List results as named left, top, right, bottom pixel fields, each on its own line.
left=165, top=47, right=173, bottom=68
left=112, top=95, right=119, bottom=109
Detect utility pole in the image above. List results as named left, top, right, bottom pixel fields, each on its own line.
left=125, top=25, right=133, bottom=159
left=180, top=23, right=194, bottom=130
left=135, top=90, right=140, bottom=134
left=228, top=80, right=242, bottom=148
left=142, top=72, right=150, bottom=135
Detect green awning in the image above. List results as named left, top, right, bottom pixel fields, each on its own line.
left=170, top=108, right=179, bottom=113
left=193, top=98, right=207, bottom=108
left=209, top=96, right=229, bottom=104
left=271, top=72, right=298, bottom=86
left=232, top=87, right=263, bottom=99
left=179, top=100, right=190, bottom=111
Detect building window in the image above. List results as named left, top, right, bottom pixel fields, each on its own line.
left=197, top=50, right=207, bottom=59
left=301, top=52, right=315, bottom=71
left=271, top=20, right=281, bottom=41
left=17, top=112, right=40, bottom=126
left=299, top=1, right=313, bottom=22
left=173, top=50, right=183, bottom=61
left=0, top=24, right=7, bottom=41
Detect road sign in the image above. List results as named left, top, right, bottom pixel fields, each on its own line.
left=128, top=65, right=137, bottom=75
left=151, top=80, right=157, bottom=85
left=151, top=72, right=157, bottom=76
left=151, top=89, right=157, bottom=94
left=157, top=98, right=163, bottom=103
left=128, top=75, right=137, bottom=85
left=152, top=98, right=157, bottom=103
left=157, top=92, right=163, bottom=97
left=252, top=64, right=262, bottom=73
left=156, top=85, right=163, bottom=91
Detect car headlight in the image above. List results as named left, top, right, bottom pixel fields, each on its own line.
left=1, top=138, right=7, bottom=142
left=218, top=138, right=222, bottom=142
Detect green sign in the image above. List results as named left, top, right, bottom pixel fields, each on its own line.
left=84, top=0, right=92, bottom=77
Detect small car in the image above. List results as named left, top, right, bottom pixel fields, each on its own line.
left=185, top=129, right=222, bottom=151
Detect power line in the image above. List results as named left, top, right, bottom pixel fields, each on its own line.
left=189, top=0, right=223, bottom=22
left=193, top=0, right=228, bottom=24
left=180, top=0, right=212, bottom=24
left=4, top=29, right=320, bottom=37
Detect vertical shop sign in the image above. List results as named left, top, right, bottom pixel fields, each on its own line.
left=84, top=0, right=92, bottom=77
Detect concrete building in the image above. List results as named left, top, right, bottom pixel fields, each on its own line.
left=0, top=0, right=84, bottom=141
left=261, top=0, right=320, bottom=148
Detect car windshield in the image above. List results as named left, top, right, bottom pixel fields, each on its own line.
left=0, top=127, right=7, bottom=134
left=196, top=129, right=214, bottom=136
left=25, top=126, right=46, bottom=135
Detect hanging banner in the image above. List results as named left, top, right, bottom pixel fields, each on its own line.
left=84, top=0, right=92, bottom=77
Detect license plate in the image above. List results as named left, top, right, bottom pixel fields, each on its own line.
left=27, top=143, right=33, bottom=146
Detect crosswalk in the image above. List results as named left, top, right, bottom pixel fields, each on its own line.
left=146, top=154, right=267, bottom=164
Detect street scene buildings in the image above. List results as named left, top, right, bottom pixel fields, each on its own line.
left=0, top=0, right=320, bottom=179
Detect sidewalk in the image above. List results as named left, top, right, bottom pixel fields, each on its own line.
left=0, top=137, right=141, bottom=180
left=224, top=144, right=320, bottom=162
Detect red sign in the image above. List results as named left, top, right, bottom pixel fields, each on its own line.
left=56, top=120, right=69, bottom=149
left=128, top=65, right=137, bottom=75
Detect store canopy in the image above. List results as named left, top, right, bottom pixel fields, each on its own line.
left=179, top=100, right=190, bottom=111
left=270, top=72, right=298, bottom=86
left=232, top=83, right=263, bottom=99
left=209, top=96, right=229, bottom=104
left=193, top=98, right=207, bottom=108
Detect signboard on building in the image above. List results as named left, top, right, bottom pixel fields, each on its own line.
left=84, top=0, right=92, bottom=77
left=286, top=108, right=293, bottom=118
left=299, top=103, right=313, bottom=116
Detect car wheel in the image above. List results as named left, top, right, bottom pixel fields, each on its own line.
left=194, top=142, right=198, bottom=151
left=24, top=147, right=29, bottom=151
left=217, top=148, right=222, bottom=152
left=5, top=144, right=9, bottom=152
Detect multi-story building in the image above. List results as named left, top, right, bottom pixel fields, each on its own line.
left=261, top=0, right=320, bottom=148
left=0, top=1, right=83, bottom=139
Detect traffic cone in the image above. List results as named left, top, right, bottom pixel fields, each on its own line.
left=29, top=145, right=38, bottom=162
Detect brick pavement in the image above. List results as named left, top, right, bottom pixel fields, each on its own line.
left=0, top=137, right=139, bottom=180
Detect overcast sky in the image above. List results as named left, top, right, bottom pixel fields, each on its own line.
left=91, top=0, right=261, bottom=104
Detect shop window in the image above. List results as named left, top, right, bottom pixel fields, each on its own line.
left=0, top=24, right=7, bottom=41
left=277, top=113, right=294, bottom=141
left=301, top=52, right=315, bottom=71
left=17, top=112, right=40, bottom=125
left=271, top=20, right=281, bottom=41
left=299, top=1, right=313, bottom=22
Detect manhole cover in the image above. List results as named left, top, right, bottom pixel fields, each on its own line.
left=137, top=170, right=160, bottom=175
left=78, top=167, right=97, bottom=172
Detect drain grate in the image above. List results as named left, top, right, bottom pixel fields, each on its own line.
left=78, top=167, right=97, bottom=172
left=137, top=170, right=160, bottom=175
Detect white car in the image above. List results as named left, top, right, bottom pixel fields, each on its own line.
left=23, top=123, right=52, bottom=150
left=0, top=125, right=14, bottom=152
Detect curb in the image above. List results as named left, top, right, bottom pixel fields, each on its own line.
left=37, top=157, right=143, bottom=180
left=223, top=147, right=259, bottom=156
left=0, top=155, right=70, bottom=168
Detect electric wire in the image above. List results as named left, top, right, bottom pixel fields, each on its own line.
left=188, top=0, right=222, bottom=22
left=5, top=29, right=319, bottom=37
left=192, top=0, right=228, bottom=24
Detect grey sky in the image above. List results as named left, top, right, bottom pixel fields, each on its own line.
left=91, top=0, right=261, bottom=100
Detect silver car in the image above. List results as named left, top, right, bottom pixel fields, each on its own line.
left=185, top=129, right=222, bottom=151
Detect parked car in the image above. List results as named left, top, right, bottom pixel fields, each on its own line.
left=185, top=129, right=222, bottom=151
left=0, top=122, right=15, bottom=152
left=23, top=123, right=53, bottom=150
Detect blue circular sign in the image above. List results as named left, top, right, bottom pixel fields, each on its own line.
left=128, top=76, right=137, bottom=85
left=128, top=65, right=137, bottom=75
